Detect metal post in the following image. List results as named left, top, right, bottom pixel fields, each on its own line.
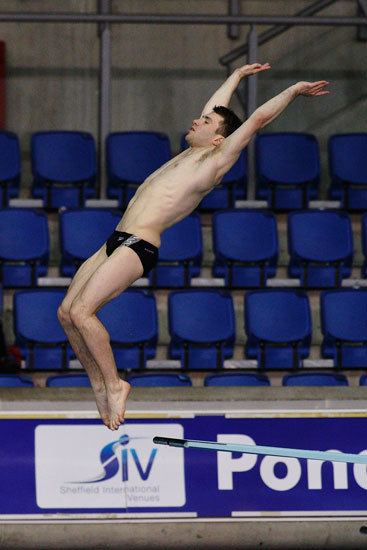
left=358, top=0, right=367, bottom=41
left=227, top=0, right=240, bottom=40
left=98, top=0, right=111, bottom=199
left=246, top=25, right=258, bottom=201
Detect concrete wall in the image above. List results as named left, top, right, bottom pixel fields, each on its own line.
left=0, top=1, right=366, bottom=193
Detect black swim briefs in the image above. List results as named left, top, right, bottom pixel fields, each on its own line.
left=105, top=231, right=159, bottom=277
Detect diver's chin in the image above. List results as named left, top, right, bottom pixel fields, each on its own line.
left=185, top=134, right=193, bottom=147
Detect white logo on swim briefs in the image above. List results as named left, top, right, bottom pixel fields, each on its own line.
left=34, top=423, right=185, bottom=509
left=120, top=235, right=141, bottom=246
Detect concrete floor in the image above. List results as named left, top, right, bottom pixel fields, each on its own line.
left=1, top=519, right=367, bottom=549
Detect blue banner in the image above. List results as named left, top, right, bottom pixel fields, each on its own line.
left=1, top=416, right=367, bottom=517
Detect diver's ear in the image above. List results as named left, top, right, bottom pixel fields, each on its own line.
left=212, top=135, right=225, bottom=147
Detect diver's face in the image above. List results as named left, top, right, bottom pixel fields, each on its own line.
left=185, top=112, right=225, bottom=147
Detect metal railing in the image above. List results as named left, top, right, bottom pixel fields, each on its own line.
left=220, top=0, right=339, bottom=67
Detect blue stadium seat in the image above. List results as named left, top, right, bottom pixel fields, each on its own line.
left=0, top=131, right=21, bottom=207
left=106, top=132, right=171, bottom=208
left=361, top=214, right=367, bottom=278
left=200, top=151, right=247, bottom=210
left=0, top=208, right=49, bottom=287
left=282, top=372, right=348, bottom=386
left=46, top=374, right=92, bottom=387
left=59, top=208, right=121, bottom=276
left=149, top=214, right=202, bottom=287
left=127, top=373, right=192, bottom=387
left=328, top=133, right=367, bottom=209
left=0, top=375, right=33, bottom=387
left=245, top=290, right=312, bottom=369
left=31, top=131, right=97, bottom=208
left=321, top=290, right=367, bottom=368
left=288, top=211, right=353, bottom=288
left=204, top=373, right=270, bottom=386
left=212, top=210, right=278, bottom=287
left=168, top=290, right=235, bottom=369
left=256, top=133, right=320, bottom=209
left=359, top=375, right=367, bottom=386
left=14, top=290, right=71, bottom=370
left=97, top=290, right=158, bottom=370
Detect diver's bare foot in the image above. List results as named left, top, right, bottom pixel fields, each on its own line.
left=106, top=379, right=131, bottom=430
left=92, top=383, right=110, bottom=427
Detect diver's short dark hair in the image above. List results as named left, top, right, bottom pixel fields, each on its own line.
left=213, top=105, right=242, bottom=138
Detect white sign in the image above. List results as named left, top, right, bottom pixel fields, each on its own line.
left=35, top=423, right=185, bottom=509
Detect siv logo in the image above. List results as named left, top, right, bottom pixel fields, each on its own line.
left=35, top=424, right=186, bottom=509
left=72, top=434, right=158, bottom=484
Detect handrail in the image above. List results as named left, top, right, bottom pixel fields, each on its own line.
left=220, top=0, right=339, bottom=66
left=0, top=12, right=366, bottom=25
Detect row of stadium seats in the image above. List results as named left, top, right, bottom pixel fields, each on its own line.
left=1, top=130, right=367, bottom=210
left=1, top=372, right=367, bottom=388
left=8, top=288, right=367, bottom=370
left=1, top=208, right=367, bottom=288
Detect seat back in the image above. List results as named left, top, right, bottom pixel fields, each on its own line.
left=329, top=133, right=367, bottom=185
left=245, top=290, right=312, bottom=343
left=0, top=209, right=49, bottom=286
left=213, top=209, right=278, bottom=263
left=31, top=131, right=96, bottom=183
left=149, top=214, right=202, bottom=287
left=169, top=290, right=235, bottom=344
left=106, top=131, right=171, bottom=184
left=60, top=208, right=121, bottom=275
left=0, top=375, right=33, bottom=387
left=158, top=214, right=202, bottom=262
left=288, top=210, right=353, bottom=287
left=0, top=208, right=49, bottom=261
left=256, top=132, right=320, bottom=208
left=289, top=211, right=353, bottom=262
left=256, top=133, right=320, bottom=184
left=328, top=133, right=367, bottom=208
left=46, top=374, right=92, bottom=387
left=245, top=290, right=312, bottom=369
left=204, top=373, right=270, bottom=386
left=14, top=289, right=69, bottom=369
left=321, top=290, right=367, bottom=368
left=0, top=131, right=21, bottom=182
left=321, top=290, right=367, bottom=342
left=283, top=373, right=348, bottom=386
left=213, top=210, right=278, bottom=287
left=361, top=214, right=367, bottom=276
left=97, top=290, right=158, bottom=370
left=14, top=290, right=67, bottom=343
left=127, top=373, right=192, bottom=387
left=169, top=290, right=235, bottom=369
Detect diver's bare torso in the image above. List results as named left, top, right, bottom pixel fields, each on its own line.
left=116, top=145, right=231, bottom=247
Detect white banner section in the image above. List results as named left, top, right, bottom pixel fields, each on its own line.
left=35, top=423, right=185, bottom=509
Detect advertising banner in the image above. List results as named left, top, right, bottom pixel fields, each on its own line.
left=1, top=415, right=367, bottom=518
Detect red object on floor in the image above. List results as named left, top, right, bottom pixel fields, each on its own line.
left=0, top=41, right=6, bottom=128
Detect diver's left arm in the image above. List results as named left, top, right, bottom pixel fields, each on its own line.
left=201, top=63, right=271, bottom=116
